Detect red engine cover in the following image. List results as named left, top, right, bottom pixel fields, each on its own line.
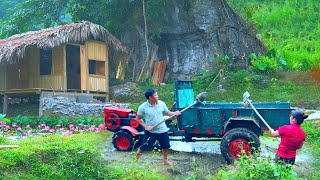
left=104, top=106, right=136, bottom=117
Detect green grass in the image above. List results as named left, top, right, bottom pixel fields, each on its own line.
left=1, top=106, right=319, bottom=179
left=227, top=0, right=320, bottom=70
left=0, top=132, right=166, bottom=180
left=301, top=120, right=320, bottom=179
left=0, top=133, right=109, bottom=179
left=124, top=71, right=320, bottom=111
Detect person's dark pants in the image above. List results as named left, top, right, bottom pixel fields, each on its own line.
left=275, top=155, right=295, bottom=165
left=139, top=130, right=170, bottom=151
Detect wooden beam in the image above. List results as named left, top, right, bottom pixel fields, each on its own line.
left=0, top=145, right=20, bottom=149
left=80, top=45, right=88, bottom=91
left=105, top=44, right=109, bottom=101
left=3, top=94, right=8, bottom=114
left=63, top=45, right=67, bottom=91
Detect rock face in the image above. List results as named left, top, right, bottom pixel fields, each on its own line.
left=120, top=0, right=266, bottom=81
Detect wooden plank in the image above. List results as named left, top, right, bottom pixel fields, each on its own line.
left=0, top=145, right=19, bottom=149
left=80, top=45, right=88, bottom=91
left=19, top=55, right=28, bottom=80
left=86, top=40, right=107, bottom=61
left=52, top=46, right=64, bottom=75
left=88, top=76, right=106, bottom=91
left=0, top=65, right=6, bottom=90
left=3, top=94, right=8, bottom=114
left=152, top=60, right=167, bottom=85
left=105, top=44, right=109, bottom=101
left=63, top=45, right=67, bottom=90
left=28, top=47, right=40, bottom=88
left=31, top=75, right=64, bottom=89
left=6, top=64, right=19, bottom=89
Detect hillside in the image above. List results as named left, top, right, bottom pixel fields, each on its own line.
left=227, top=0, right=320, bottom=70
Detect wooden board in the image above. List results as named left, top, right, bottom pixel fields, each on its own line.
left=0, top=65, right=6, bottom=90
left=28, top=47, right=40, bottom=88
left=88, top=75, right=106, bottom=91
left=6, top=64, right=20, bottom=89
left=19, top=54, right=28, bottom=81
left=52, top=46, right=64, bottom=75
left=86, top=40, right=107, bottom=61
left=32, top=75, right=64, bottom=89
left=105, top=44, right=109, bottom=101
left=80, top=45, right=88, bottom=91
left=152, top=60, right=167, bottom=85
left=0, top=145, right=19, bottom=149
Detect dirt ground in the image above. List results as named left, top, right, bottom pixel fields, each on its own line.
left=102, top=133, right=316, bottom=179
left=103, top=135, right=225, bottom=179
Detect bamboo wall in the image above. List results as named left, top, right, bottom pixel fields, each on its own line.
left=0, top=65, right=6, bottom=90
left=88, top=75, right=107, bottom=91
left=28, top=46, right=66, bottom=90
left=1, top=40, right=110, bottom=94
left=86, top=41, right=109, bottom=93
left=6, top=63, right=28, bottom=89
left=87, top=41, right=107, bottom=61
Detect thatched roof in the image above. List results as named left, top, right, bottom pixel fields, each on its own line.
left=0, top=21, right=127, bottom=64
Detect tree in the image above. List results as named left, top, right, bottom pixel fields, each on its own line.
left=0, top=0, right=172, bottom=38
left=0, top=0, right=24, bottom=19
left=0, top=0, right=71, bottom=38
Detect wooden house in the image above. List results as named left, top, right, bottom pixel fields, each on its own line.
left=0, top=21, right=126, bottom=113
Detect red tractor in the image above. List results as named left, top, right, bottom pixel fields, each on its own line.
left=104, top=81, right=292, bottom=164
left=104, top=106, right=143, bottom=151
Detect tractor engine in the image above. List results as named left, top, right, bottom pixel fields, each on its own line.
left=104, top=106, right=141, bottom=131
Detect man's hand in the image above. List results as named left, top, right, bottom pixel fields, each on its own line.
left=166, top=110, right=181, bottom=117
left=145, top=125, right=154, bottom=131
left=175, top=111, right=181, bottom=116
left=270, top=128, right=280, bottom=137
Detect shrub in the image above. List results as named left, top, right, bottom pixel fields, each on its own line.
left=214, top=155, right=296, bottom=180
left=0, top=133, right=108, bottom=179
left=251, top=56, right=279, bottom=73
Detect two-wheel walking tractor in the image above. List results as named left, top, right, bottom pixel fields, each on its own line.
left=104, top=81, right=292, bottom=163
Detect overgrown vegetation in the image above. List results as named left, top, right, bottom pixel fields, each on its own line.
left=227, top=0, right=320, bottom=70
left=301, top=120, right=320, bottom=179
left=0, top=132, right=166, bottom=179
left=0, top=0, right=319, bottom=179
left=9, top=115, right=104, bottom=128
left=121, top=70, right=320, bottom=112
left=0, top=0, right=173, bottom=38
left=215, top=155, right=296, bottom=180
left=1, top=119, right=319, bottom=179
left=0, top=133, right=107, bottom=179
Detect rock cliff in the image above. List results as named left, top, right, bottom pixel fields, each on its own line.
left=118, top=0, right=266, bottom=81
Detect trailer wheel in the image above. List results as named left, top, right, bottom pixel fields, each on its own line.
left=112, top=130, right=134, bottom=151
left=220, top=128, right=260, bottom=164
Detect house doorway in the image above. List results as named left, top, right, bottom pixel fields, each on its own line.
left=66, top=45, right=81, bottom=90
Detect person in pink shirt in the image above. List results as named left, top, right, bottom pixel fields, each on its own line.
left=270, top=109, right=308, bottom=165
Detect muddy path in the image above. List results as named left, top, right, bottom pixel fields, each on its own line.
left=102, top=133, right=315, bottom=179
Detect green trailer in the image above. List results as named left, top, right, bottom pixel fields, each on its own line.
left=105, top=80, right=293, bottom=164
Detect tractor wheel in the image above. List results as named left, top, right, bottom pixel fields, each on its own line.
left=112, top=130, right=134, bottom=151
left=220, top=128, right=260, bottom=164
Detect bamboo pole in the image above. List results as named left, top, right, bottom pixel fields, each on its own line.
left=0, top=145, right=20, bottom=149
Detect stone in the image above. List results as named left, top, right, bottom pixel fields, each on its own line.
left=118, top=0, right=266, bottom=81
